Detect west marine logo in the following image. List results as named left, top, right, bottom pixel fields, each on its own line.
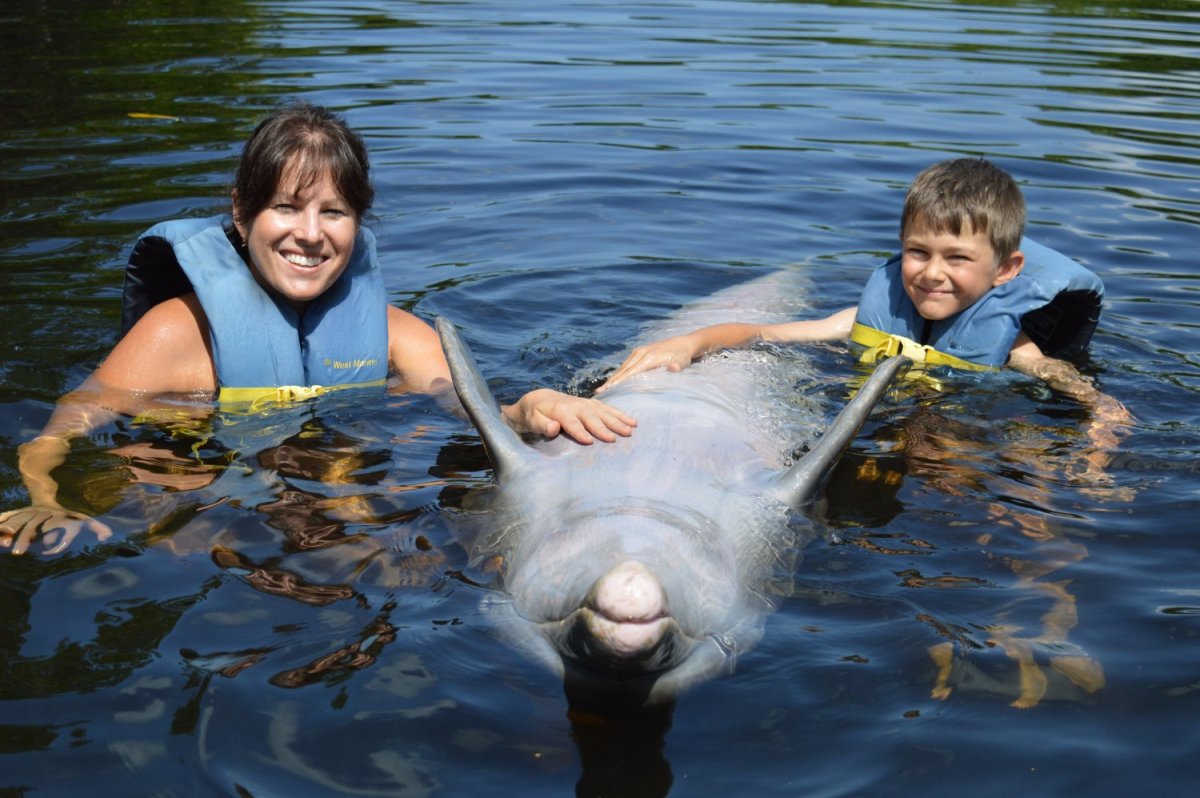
left=324, top=358, right=380, bottom=370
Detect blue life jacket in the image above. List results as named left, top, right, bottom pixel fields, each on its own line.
left=121, top=215, right=389, bottom=404
left=851, top=237, right=1103, bottom=369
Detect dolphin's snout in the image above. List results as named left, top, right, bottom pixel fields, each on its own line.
left=584, top=561, right=671, bottom=658
left=593, top=561, right=668, bottom=623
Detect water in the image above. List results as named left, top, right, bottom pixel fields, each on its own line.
left=2, top=0, right=1198, bottom=795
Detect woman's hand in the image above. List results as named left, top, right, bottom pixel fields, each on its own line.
left=503, top=389, right=636, bottom=444
left=1, top=433, right=111, bottom=555
left=0, top=504, right=112, bottom=556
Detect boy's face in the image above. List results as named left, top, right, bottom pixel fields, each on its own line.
left=899, top=219, right=1023, bottom=321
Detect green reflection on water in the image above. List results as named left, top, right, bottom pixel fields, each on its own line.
left=0, top=0, right=276, bottom=400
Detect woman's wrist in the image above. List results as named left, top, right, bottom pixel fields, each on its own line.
left=18, top=435, right=71, bottom=507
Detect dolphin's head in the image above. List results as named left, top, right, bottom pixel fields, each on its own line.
left=496, top=504, right=772, bottom=702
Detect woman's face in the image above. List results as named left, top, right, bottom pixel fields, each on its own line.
left=234, top=161, right=358, bottom=311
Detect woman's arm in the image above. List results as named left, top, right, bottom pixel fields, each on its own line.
left=387, top=307, right=635, bottom=444
left=1, top=296, right=215, bottom=554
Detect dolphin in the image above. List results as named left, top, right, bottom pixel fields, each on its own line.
left=437, top=271, right=908, bottom=704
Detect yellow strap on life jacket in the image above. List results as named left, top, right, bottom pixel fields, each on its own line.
left=217, top=379, right=387, bottom=409
left=850, top=323, right=994, bottom=373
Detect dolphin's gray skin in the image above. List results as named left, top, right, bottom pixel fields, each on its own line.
left=438, top=272, right=908, bottom=704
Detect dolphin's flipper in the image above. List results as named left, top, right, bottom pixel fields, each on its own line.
left=436, top=317, right=539, bottom=480
left=770, top=355, right=911, bottom=507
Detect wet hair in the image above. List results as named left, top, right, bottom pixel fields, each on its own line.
left=232, top=101, right=374, bottom=225
left=900, top=158, right=1026, bottom=261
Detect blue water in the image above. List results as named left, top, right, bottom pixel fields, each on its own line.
left=2, top=1, right=1199, bottom=795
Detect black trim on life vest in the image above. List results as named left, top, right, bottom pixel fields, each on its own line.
left=1019, top=288, right=1102, bottom=361
left=120, top=225, right=244, bottom=338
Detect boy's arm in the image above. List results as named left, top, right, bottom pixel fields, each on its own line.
left=599, top=323, right=766, bottom=391
left=1007, top=333, right=1133, bottom=461
left=1007, top=334, right=1125, bottom=409
left=599, top=307, right=856, bottom=392
left=760, top=306, right=858, bottom=344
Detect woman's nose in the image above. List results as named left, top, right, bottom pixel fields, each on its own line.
left=294, top=208, right=323, bottom=243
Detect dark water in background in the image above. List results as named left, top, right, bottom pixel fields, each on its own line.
left=2, top=0, right=1199, bottom=795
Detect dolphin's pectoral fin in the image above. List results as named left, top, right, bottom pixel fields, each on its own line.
left=435, top=317, right=540, bottom=480
left=770, top=355, right=911, bottom=508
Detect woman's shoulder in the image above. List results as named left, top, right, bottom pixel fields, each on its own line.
left=385, top=305, right=450, bottom=393
left=96, top=293, right=217, bottom=394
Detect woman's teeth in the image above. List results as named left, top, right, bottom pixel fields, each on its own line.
left=284, top=253, right=322, bottom=267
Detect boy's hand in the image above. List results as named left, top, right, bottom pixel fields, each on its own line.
left=1077, top=394, right=1135, bottom=494
left=0, top=504, right=113, bottom=556
left=503, top=389, right=637, bottom=445
left=597, top=336, right=698, bottom=393
left=1087, top=393, right=1134, bottom=448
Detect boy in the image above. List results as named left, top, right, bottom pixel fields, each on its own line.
left=600, top=157, right=1127, bottom=428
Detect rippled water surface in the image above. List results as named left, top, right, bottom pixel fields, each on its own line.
left=2, top=1, right=1199, bottom=795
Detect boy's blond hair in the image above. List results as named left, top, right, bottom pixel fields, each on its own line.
left=900, top=158, right=1026, bottom=261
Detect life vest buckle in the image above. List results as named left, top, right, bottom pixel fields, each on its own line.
left=850, top=322, right=989, bottom=373
left=240, top=384, right=329, bottom=410
left=858, top=332, right=932, bottom=365
left=275, top=384, right=326, bottom=402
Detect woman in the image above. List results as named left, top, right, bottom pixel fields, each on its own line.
left=1, top=102, right=634, bottom=555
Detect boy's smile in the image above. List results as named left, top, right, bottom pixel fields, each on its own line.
left=900, top=221, right=1023, bottom=321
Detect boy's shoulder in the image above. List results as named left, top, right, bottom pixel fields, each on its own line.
left=1008, top=237, right=1103, bottom=300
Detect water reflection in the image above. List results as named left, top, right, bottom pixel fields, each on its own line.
left=823, top=385, right=1125, bottom=709
left=269, top=601, right=399, bottom=689
left=567, top=691, right=675, bottom=798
